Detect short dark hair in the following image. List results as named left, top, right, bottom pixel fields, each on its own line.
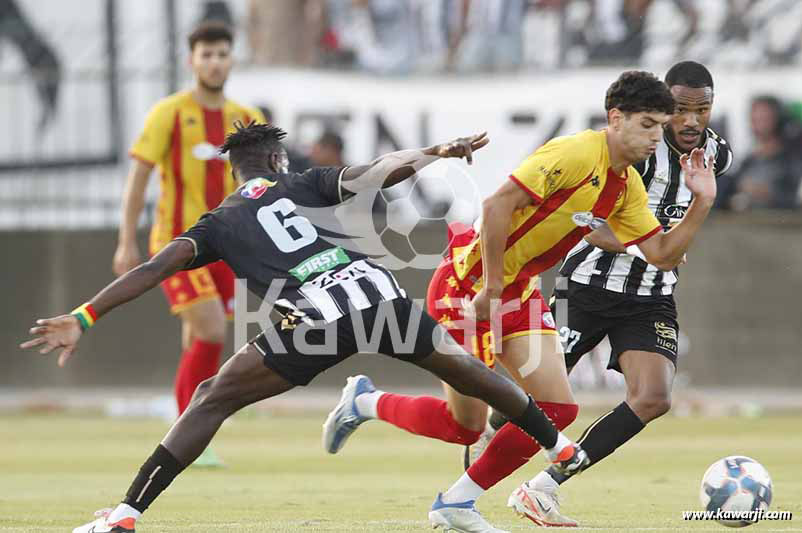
left=605, top=70, right=675, bottom=115
left=665, top=61, right=714, bottom=89
left=220, top=121, right=286, bottom=170
left=188, top=21, right=233, bottom=51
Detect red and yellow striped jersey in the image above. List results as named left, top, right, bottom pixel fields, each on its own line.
left=452, top=129, right=661, bottom=299
left=129, top=90, right=266, bottom=255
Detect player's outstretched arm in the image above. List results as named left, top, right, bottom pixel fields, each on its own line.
left=340, top=132, right=489, bottom=194
left=637, top=147, right=716, bottom=270
left=20, top=240, right=195, bottom=366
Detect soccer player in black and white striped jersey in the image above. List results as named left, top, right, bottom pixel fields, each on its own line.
left=22, top=123, right=590, bottom=533
left=504, top=62, right=733, bottom=526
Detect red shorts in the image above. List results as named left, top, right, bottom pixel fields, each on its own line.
left=160, top=260, right=235, bottom=317
left=426, top=260, right=556, bottom=368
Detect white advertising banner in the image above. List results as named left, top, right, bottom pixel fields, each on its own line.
left=229, top=67, right=802, bottom=198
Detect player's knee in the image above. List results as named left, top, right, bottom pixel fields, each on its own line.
left=629, top=391, right=671, bottom=422
left=190, top=376, right=237, bottom=415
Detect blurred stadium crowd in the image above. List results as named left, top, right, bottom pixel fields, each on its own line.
left=157, top=0, right=802, bottom=212
left=1, top=0, right=801, bottom=232
left=243, top=0, right=802, bottom=73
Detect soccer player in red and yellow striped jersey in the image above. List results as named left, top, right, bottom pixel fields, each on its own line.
left=349, top=71, right=718, bottom=530
left=112, top=22, right=264, bottom=467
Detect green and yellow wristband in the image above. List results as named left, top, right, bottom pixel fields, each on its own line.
left=71, top=303, right=98, bottom=332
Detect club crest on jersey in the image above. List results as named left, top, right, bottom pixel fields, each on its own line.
left=571, top=211, right=607, bottom=230
left=241, top=178, right=277, bottom=199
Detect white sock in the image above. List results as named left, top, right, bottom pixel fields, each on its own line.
left=544, top=432, right=572, bottom=462
left=441, top=472, right=485, bottom=504
left=354, top=390, right=384, bottom=419
left=107, top=503, right=141, bottom=523
left=531, top=470, right=560, bottom=493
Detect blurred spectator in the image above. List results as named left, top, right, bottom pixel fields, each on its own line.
left=567, top=0, right=698, bottom=65
left=309, top=130, right=346, bottom=167
left=325, top=0, right=420, bottom=74
left=448, top=0, right=526, bottom=73
left=325, top=0, right=458, bottom=74
left=723, top=96, right=802, bottom=210
left=248, top=0, right=324, bottom=66
left=718, top=0, right=802, bottom=66
left=242, top=0, right=802, bottom=73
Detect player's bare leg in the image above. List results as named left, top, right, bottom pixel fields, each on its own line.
left=619, top=350, right=675, bottom=423
left=438, top=333, right=578, bottom=513
left=523, top=351, right=675, bottom=526
left=73, top=344, right=294, bottom=533
left=496, top=333, right=575, bottom=404
left=443, top=382, right=490, bottom=432
left=420, top=335, right=584, bottom=532
left=176, top=299, right=227, bottom=466
left=162, top=344, right=294, bottom=464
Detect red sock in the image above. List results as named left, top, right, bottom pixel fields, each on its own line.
left=467, top=401, right=578, bottom=490
left=377, top=394, right=482, bottom=445
left=174, top=340, right=223, bottom=414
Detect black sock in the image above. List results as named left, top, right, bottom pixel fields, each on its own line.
left=488, top=408, right=508, bottom=431
left=122, top=444, right=186, bottom=513
left=511, top=396, right=558, bottom=450
left=547, top=401, right=645, bottom=484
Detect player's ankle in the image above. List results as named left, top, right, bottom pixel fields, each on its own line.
left=354, top=390, right=384, bottom=419
left=531, top=470, right=560, bottom=493
left=544, top=432, right=572, bottom=462
left=441, top=472, right=484, bottom=504
left=107, top=503, right=141, bottom=523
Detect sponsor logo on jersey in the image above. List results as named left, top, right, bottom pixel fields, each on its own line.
left=662, top=204, right=688, bottom=219
left=571, top=211, right=607, bottom=230
left=191, top=142, right=229, bottom=161
left=290, top=247, right=350, bottom=282
left=241, top=177, right=278, bottom=199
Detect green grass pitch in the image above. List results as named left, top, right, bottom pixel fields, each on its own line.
left=0, top=411, right=799, bottom=532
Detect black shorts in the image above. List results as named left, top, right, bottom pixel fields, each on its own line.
left=550, top=281, right=679, bottom=373
left=250, top=297, right=439, bottom=386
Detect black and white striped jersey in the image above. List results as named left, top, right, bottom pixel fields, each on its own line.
left=177, top=166, right=405, bottom=324
left=558, top=128, right=733, bottom=296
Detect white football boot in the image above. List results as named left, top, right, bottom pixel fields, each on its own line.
left=429, top=493, right=510, bottom=533
left=508, top=481, right=578, bottom=527
left=72, top=508, right=136, bottom=533
left=322, top=375, right=375, bottom=454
